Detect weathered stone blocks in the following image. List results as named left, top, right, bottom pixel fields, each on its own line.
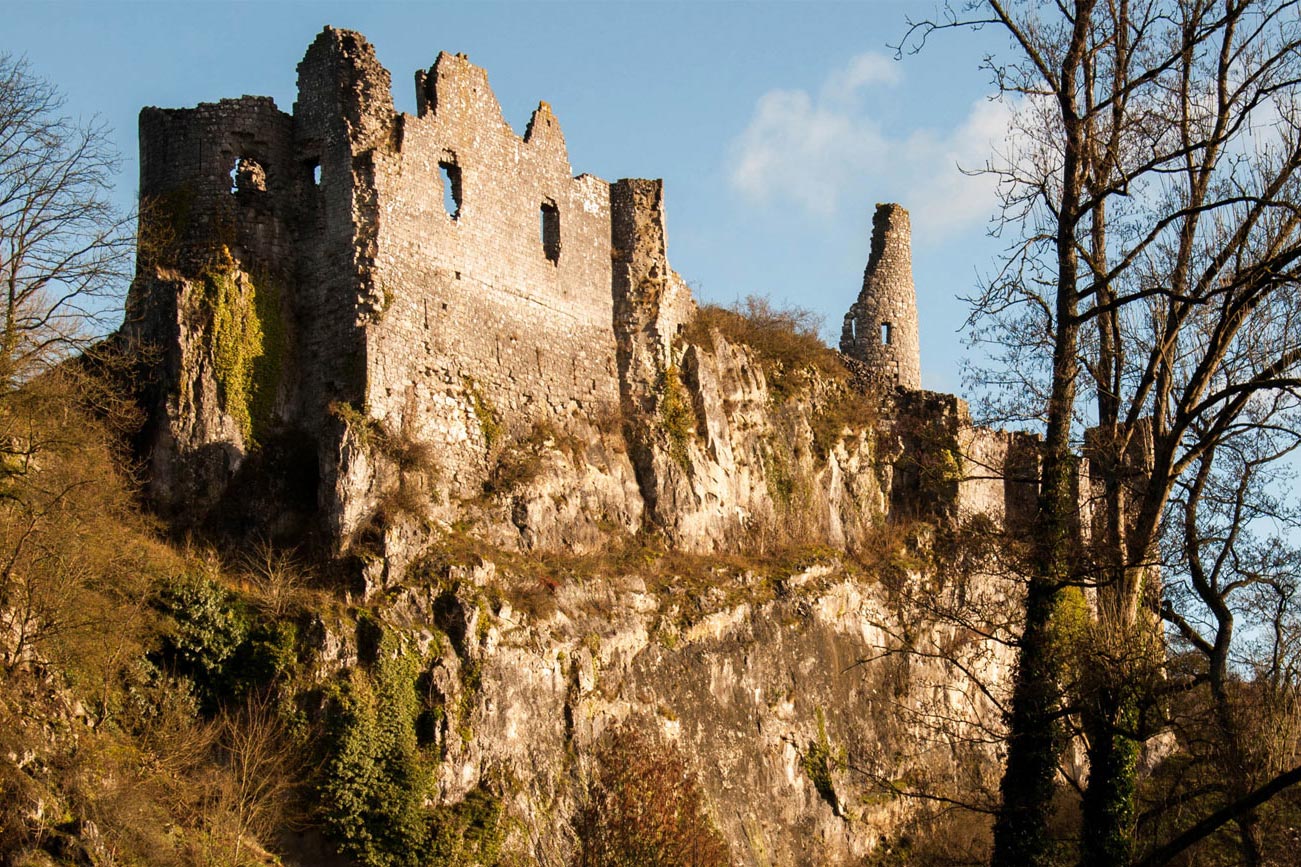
left=125, top=26, right=1038, bottom=566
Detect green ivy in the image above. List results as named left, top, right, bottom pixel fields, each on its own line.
left=463, top=377, right=502, bottom=451
left=150, top=572, right=297, bottom=714
left=319, top=630, right=433, bottom=867
left=198, top=248, right=286, bottom=446
left=330, top=400, right=383, bottom=450
left=802, top=708, right=841, bottom=815
left=249, top=270, right=286, bottom=442
left=429, top=788, right=506, bottom=866
left=659, top=365, right=695, bottom=469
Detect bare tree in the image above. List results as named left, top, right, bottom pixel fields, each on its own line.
left=0, top=53, right=131, bottom=391
left=210, top=692, right=303, bottom=863
left=902, top=2, right=1301, bottom=865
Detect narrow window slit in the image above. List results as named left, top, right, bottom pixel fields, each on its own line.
left=881, top=322, right=893, bottom=345
left=540, top=200, right=560, bottom=263
left=439, top=161, right=462, bottom=219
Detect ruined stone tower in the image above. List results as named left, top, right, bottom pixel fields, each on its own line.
left=840, top=203, right=921, bottom=390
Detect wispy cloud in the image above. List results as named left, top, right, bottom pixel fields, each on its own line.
left=729, top=52, right=1011, bottom=243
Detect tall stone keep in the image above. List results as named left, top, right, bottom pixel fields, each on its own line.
left=840, top=203, right=921, bottom=390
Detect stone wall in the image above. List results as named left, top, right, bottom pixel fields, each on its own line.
left=367, top=51, right=624, bottom=498
left=125, top=26, right=1041, bottom=564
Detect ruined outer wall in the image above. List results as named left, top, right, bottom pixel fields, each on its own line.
left=128, top=97, right=297, bottom=514
left=364, top=52, right=622, bottom=492
left=292, top=28, right=394, bottom=424
left=889, top=391, right=1039, bottom=528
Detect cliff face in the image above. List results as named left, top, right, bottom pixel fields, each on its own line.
left=120, top=27, right=1032, bottom=866
left=298, top=537, right=1012, bottom=865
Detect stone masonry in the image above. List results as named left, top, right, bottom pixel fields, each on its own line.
left=124, top=26, right=1037, bottom=559
left=841, top=203, right=922, bottom=390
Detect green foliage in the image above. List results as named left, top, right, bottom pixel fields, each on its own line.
left=464, top=377, right=503, bottom=451
left=151, top=571, right=297, bottom=714
left=329, top=401, right=383, bottom=450
left=802, top=708, right=841, bottom=814
left=1048, top=585, right=1090, bottom=669
left=201, top=251, right=284, bottom=445
left=248, top=271, right=286, bottom=441
left=319, top=630, right=433, bottom=867
left=430, top=787, right=507, bottom=866
left=659, top=365, right=695, bottom=469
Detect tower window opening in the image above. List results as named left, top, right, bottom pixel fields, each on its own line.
left=881, top=322, right=893, bottom=345
left=540, top=200, right=560, bottom=263
left=311, top=161, right=322, bottom=185
left=439, top=161, right=462, bottom=220
left=230, top=156, right=266, bottom=194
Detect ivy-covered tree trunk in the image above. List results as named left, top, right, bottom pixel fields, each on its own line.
left=990, top=579, right=1069, bottom=866
left=1081, top=689, right=1140, bottom=867
left=990, top=5, right=1093, bottom=858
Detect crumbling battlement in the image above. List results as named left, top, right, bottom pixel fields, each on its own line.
left=125, top=26, right=1038, bottom=566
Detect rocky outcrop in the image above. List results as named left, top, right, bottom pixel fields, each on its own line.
left=309, top=544, right=1010, bottom=866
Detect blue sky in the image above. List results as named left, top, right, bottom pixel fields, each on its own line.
left=7, top=1, right=1012, bottom=394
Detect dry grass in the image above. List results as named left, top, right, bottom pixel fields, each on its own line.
left=684, top=296, right=880, bottom=459
left=686, top=295, right=848, bottom=400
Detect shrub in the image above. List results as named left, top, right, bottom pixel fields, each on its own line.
left=485, top=421, right=583, bottom=495
left=686, top=296, right=847, bottom=400
left=575, top=726, right=731, bottom=867
left=151, top=569, right=297, bottom=714
left=429, top=786, right=507, bottom=866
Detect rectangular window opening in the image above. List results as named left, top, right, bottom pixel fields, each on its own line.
left=439, top=161, right=462, bottom=220
left=881, top=322, right=893, bottom=345
left=540, top=200, right=560, bottom=263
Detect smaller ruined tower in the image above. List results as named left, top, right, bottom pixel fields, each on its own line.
left=840, top=203, right=921, bottom=390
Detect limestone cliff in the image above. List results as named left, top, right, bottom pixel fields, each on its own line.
left=287, top=532, right=1013, bottom=865
left=121, top=27, right=1033, bottom=866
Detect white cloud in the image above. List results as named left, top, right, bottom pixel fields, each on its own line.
left=729, top=52, right=1012, bottom=243
left=823, top=53, right=901, bottom=104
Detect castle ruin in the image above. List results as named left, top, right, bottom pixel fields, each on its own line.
left=125, top=27, right=1037, bottom=570
left=841, top=203, right=921, bottom=390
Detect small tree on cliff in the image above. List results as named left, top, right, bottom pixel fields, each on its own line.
left=904, top=1, right=1301, bottom=865
left=0, top=52, right=131, bottom=391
